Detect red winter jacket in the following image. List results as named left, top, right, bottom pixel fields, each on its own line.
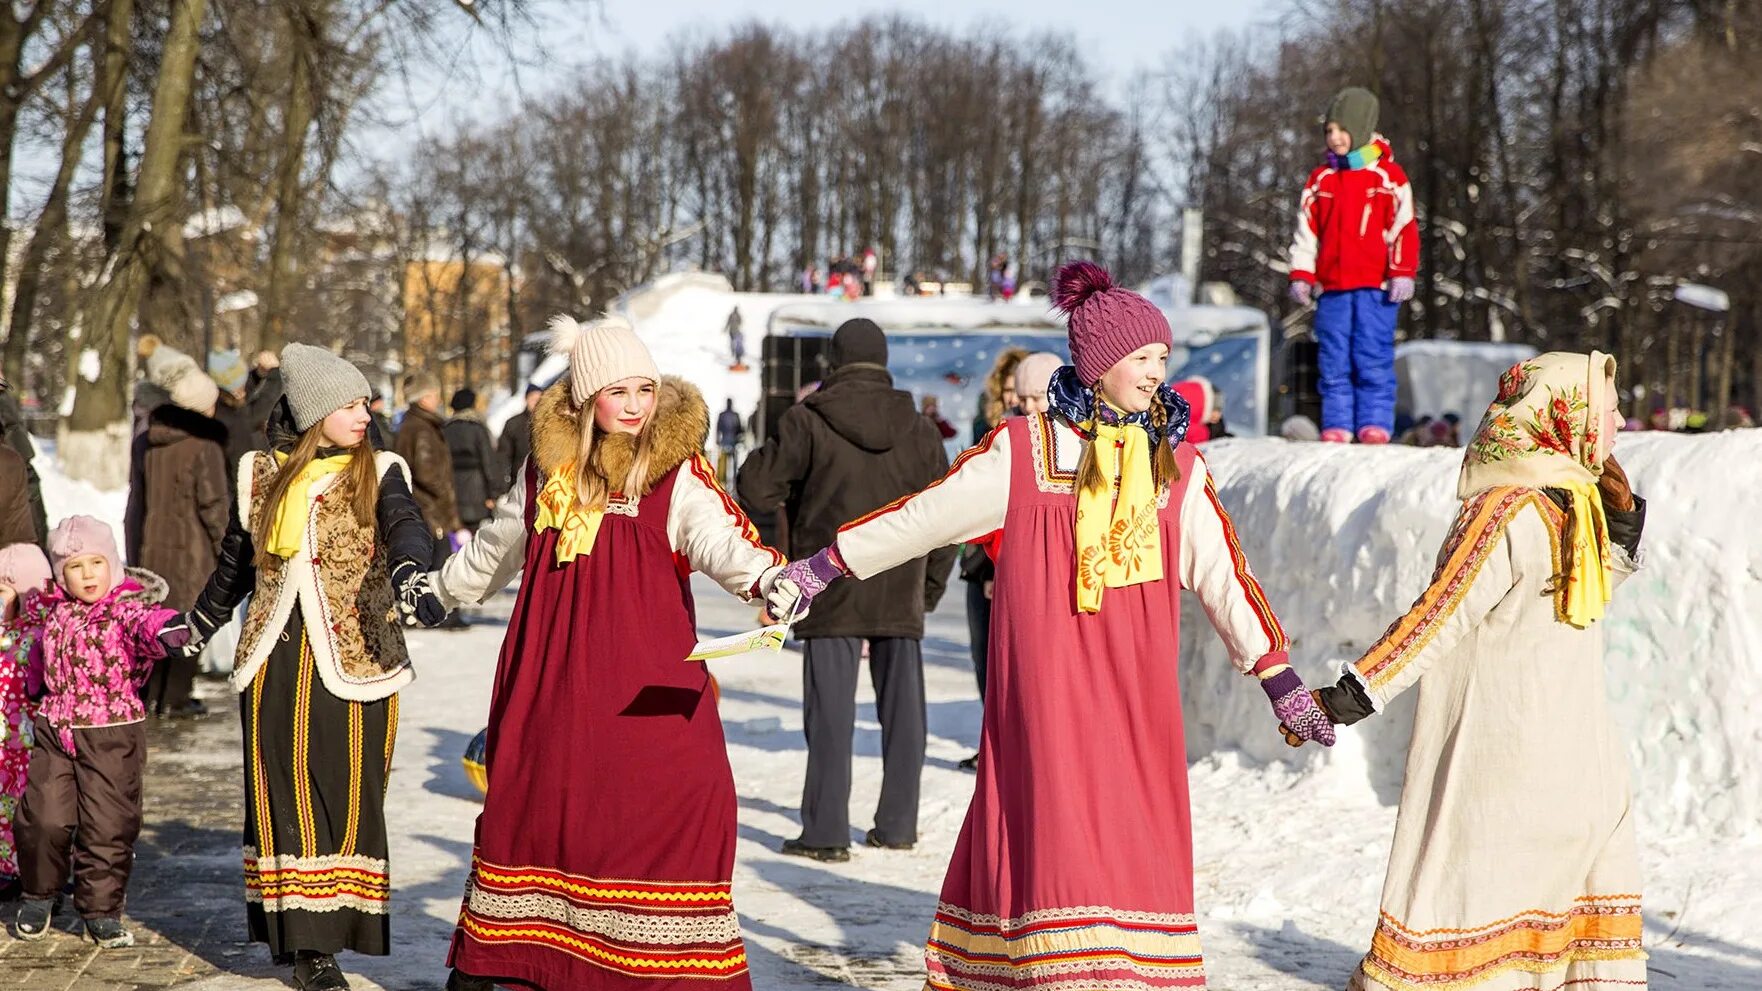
left=1288, top=137, right=1419, bottom=292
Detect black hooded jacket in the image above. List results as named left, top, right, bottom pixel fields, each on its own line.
left=738, top=361, right=957, bottom=639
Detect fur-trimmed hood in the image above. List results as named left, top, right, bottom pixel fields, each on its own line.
left=530, top=375, right=709, bottom=494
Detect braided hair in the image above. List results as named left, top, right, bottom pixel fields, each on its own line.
left=1146, top=400, right=1183, bottom=485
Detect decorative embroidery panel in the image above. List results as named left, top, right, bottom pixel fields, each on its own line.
left=925, top=902, right=1206, bottom=991
left=1026, top=414, right=1173, bottom=509
left=244, top=848, right=391, bottom=916
left=1360, top=895, right=1645, bottom=991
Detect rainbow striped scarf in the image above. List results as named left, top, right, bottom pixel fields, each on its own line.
left=1327, top=141, right=1384, bottom=171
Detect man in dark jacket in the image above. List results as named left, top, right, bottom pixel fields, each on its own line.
left=208, top=349, right=282, bottom=486
left=715, top=399, right=744, bottom=489
left=496, top=383, right=540, bottom=494
left=396, top=370, right=465, bottom=628
left=442, top=388, right=500, bottom=531
left=737, top=318, right=958, bottom=862
left=0, top=371, right=47, bottom=546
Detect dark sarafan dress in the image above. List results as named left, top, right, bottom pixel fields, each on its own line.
left=449, top=465, right=751, bottom=989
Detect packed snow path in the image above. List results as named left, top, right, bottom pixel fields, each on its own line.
left=10, top=573, right=1760, bottom=990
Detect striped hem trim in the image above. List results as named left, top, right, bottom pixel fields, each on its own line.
left=1363, top=895, right=1645, bottom=989
left=925, top=903, right=1205, bottom=989
left=458, top=914, right=749, bottom=979
left=244, top=849, right=391, bottom=916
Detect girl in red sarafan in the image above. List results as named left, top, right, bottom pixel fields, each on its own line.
left=775, top=262, right=1337, bottom=990
left=433, top=315, right=803, bottom=991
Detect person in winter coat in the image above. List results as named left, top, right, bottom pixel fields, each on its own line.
left=772, top=262, right=1335, bottom=988
left=0, top=371, right=46, bottom=547
left=3, top=517, right=192, bottom=950
left=1296, top=352, right=1648, bottom=991
left=956, top=347, right=1029, bottom=772
left=126, top=353, right=229, bottom=719
left=737, top=318, right=960, bottom=861
left=715, top=399, right=745, bottom=488
left=367, top=391, right=394, bottom=450
left=494, top=383, right=540, bottom=496
left=430, top=315, right=802, bottom=991
left=1288, top=86, right=1420, bottom=445
left=178, top=342, right=444, bottom=991
left=395, top=371, right=463, bottom=628
left=0, top=447, right=34, bottom=547
left=0, top=542, right=51, bottom=900
left=442, top=389, right=500, bottom=531
left=210, top=349, right=283, bottom=488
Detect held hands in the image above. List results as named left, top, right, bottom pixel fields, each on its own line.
left=1288, top=281, right=1313, bottom=307
left=1262, top=668, right=1335, bottom=748
left=157, top=618, right=199, bottom=659
left=393, top=562, right=448, bottom=628
left=766, top=546, right=851, bottom=622
left=1280, top=691, right=1340, bottom=748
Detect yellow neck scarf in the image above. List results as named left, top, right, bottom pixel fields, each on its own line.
left=1074, top=418, right=1163, bottom=613
left=1559, top=480, right=1613, bottom=628
left=267, top=452, right=353, bottom=559
left=535, top=465, right=605, bottom=563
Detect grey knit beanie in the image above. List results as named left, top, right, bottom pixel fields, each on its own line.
left=1326, top=87, right=1380, bottom=147
left=281, top=343, right=371, bottom=431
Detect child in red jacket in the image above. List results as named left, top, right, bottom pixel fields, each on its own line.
left=1288, top=87, right=1419, bottom=444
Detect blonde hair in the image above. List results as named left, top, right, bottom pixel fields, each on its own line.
left=252, top=426, right=380, bottom=569
left=573, top=394, right=657, bottom=510
left=982, top=347, right=1031, bottom=427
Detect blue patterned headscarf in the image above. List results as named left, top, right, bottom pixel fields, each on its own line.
left=1046, top=365, right=1190, bottom=446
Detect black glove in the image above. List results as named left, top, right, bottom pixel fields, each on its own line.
left=157, top=617, right=201, bottom=659
left=393, top=561, right=447, bottom=628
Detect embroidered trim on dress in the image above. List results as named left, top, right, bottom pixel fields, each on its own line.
left=1360, top=895, right=1645, bottom=990
left=243, top=847, right=391, bottom=915
left=925, top=902, right=1205, bottom=990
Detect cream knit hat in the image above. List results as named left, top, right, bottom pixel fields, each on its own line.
left=548, top=314, right=659, bottom=405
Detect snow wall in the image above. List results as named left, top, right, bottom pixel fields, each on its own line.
left=1180, top=431, right=1762, bottom=838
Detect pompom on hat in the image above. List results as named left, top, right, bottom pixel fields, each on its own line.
left=1051, top=261, right=1174, bottom=387
left=47, top=515, right=123, bottom=597
left=548, top=314, right=660, bottom=405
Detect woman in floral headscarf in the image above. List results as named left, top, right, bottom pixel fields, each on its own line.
left=1297, top=351, right=1651, bottom=991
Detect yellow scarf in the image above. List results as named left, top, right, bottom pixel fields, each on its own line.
left=267, top=452, right=353, bottom=558
left=1559, top=480, right=1613, bottom=628
left=1074, top=419, right=1163, bottom=613
left=534, top=465, right=605, bottom=563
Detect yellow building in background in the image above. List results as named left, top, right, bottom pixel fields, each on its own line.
left=401, top=249, right=517, bottom=403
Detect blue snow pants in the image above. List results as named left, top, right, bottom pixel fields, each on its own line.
left=1315, top=287, right=1400, bottom=435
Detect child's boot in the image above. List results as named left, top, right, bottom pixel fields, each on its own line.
left=1321, top=427, right=1354, bottom=444
left=1357, top=426, right=1391, bottom=445
left=86, top=915, right=134, bottom=948
left=15, top=897, right=54, bottom=939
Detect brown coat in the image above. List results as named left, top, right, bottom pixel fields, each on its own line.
left=124, top=405, right=230, bottom=611
left=0, top=444, right=34, bottom=546
left=394, top=403, right=461, bottom=534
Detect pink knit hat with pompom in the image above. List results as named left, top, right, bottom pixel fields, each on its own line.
left=0, top=542, right=51, bottom=596
left=1052, top=261, right=1174, bottom=387
left=47, top=515, right=123, bottom=595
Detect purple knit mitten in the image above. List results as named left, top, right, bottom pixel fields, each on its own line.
left=778, top=546, right=849, bottom=608
left=1262, top=668, right=1336, bottom=747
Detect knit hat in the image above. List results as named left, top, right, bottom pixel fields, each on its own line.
left=1326, top=87, right=1379, bottom=147
left=47, top=515, right=123, bottom=595
left=827, top=319, right=887, bottom=369
left=547, top=314, right=660, bottom=405
left=0, top=542, right=52, bottom=596
left=1051, top=261, right=1174, bottom=387
left=281, top=342, right=372, bottom=432
left=207, top=350, right=250, bottom=393
left=450, top=388, right=478, bottom=413
left=138, top=336, right=219, bottom=413
left=1012, top=352, right=1063, bottom=401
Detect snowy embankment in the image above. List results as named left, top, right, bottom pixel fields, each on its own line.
left=1181, top=432, right=1762, bottom=838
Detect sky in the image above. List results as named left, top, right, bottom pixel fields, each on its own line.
left=377, top=0, right=1272, bottom=151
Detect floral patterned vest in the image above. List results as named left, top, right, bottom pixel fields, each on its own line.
left=230, top=451, right=414, bottom=702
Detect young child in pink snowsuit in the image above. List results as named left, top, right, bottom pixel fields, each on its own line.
left=0, top=516, right=190, bottom=948
left=0, top=542, right=52, bottom=897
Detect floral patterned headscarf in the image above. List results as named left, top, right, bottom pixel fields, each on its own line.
left=1457, top=351, right=1617, bottom=500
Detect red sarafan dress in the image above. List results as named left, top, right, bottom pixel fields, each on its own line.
left=837, top=412, right=1292, bottom=990
left=437, top=379, right=781, bottom=990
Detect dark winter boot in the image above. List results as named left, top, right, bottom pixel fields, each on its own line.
left=294, top=951, right=351, bottom=990
left=780, top=837, right=850, bottom=863
left=14, top=897, right=54, bottom=940
left=446, top=969, right=499, bottom=991
left=865, top=828, right=915, bottom=851
left=85, top=916, right=135, bottom=948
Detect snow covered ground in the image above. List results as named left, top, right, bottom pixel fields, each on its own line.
left=29, top=431, right=1762, bottom=989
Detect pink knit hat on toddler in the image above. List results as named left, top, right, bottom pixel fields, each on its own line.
left=47, top=516, right=123, bottom=596
left=1052, top=261, right=1174, bottom=387
left=0, top=542, right=51, bottom=596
